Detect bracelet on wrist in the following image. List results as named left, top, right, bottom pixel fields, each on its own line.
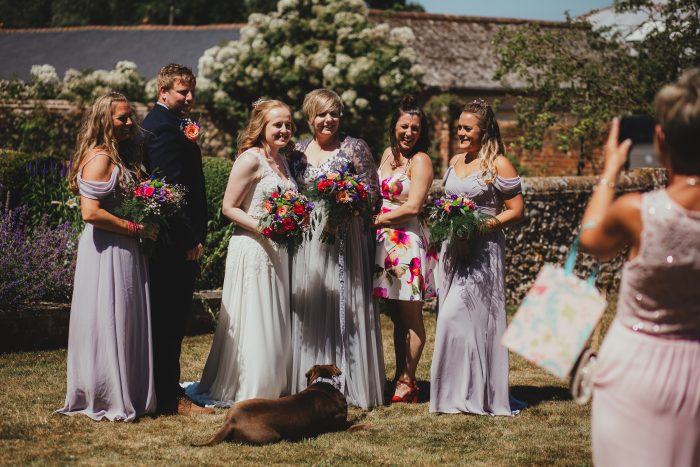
left=594, top=176, right=617, bottom=191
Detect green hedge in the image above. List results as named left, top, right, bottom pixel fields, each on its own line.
left=197, top=156, right=234, bottom=290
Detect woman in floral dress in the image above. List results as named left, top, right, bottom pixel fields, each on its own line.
left=373, top=96, right=436, bottom=403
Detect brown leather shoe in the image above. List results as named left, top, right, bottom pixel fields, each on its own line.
left=177, top=396, right=215, bottom=415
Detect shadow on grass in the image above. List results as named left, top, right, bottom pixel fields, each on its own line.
left=510, top=385, right=572, bottom=407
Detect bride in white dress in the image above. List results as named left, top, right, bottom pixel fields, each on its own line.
left=186, top=100, right=296, bottom=406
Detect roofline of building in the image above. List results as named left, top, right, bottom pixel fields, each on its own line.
left=367, top=9, right=572, bottom=27
left=0, top=9, right=575, bottom=33
left=0, top=23, right=246, bottom=33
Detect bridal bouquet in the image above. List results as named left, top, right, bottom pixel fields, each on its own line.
left=116, top=176, right=187, bottom=227
left=306, top=167, right=372, bottom=243
left=427, top=194, right=494, bottom=252
left=258, top=187, right=314, bottom=255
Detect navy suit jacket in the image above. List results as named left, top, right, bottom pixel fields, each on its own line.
left=142, top=104, right=207, bottom=254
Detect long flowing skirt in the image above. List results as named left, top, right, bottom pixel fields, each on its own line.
left=57, top=224, right=156, bottom=421
left=186, top=231, right=291, bottom=407
left=592, top=320, right=700, bottom=466
left=430, top=233, right=523, bottom=416
left=291, top=213, right=385, bottom=409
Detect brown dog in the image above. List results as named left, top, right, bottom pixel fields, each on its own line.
left=196, top=364, right=348, bottom=446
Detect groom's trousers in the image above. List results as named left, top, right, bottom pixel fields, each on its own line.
left=149, top=252, right=198, bottom=414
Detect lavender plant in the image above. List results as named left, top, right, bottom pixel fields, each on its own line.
left=0, top=206, right=77, bottom=312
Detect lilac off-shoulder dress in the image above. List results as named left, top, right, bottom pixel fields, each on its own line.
left=57, top=158, right=156, bottom=421
left=430, top=166, right=525, bottom=416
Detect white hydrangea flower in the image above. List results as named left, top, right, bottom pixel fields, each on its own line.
left=287, top=88, right=299, bottom=100
left=335, top=53, right=352, bottom=68
left=196, top=76, right=213, bottom=92
left=213, top=89, right=229, bottom=105
left=335, top=26, right=355, bottom=43
left=347, top=57, right=373, bottom=85
left=62, top=68, right=81, bottom=83
left=245, top=65, right=264, bottom=80
left=277, top=0, right=298, bottom=14
left=399, top=47, right=417, bottom=62
left=355, top=97, right=369, bottom=109
left=389, top=26, right=416, bottom=46
left=309, top=48, right=331, bottom=70
left=144, top=79, right=158, bottom=99
left=114, top=60, right=138, bottom=73
left=269, top=55, right=284, bottom=69
left=322, top=64, right=340, bottom=82
left=379, top=74, right=393, bottom=91
left=280, top=45, right=293, bottom=58
left=30, top=64, right=59, bottom=84
left=293, top=54, right=308, bottom=70
left=252, top=36, right=267, bottom=52
left=269, top=18, right=286, bottom=31
left=240, top=26, right=258, bottom=42
left=248, top=13, right=270, bottom=27
left=334, top=12, right=364, bottom=28
left=341, top=89, right=357, bottom=106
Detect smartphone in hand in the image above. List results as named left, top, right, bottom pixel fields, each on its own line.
left=618, top=115, right=655, bottom=145
left=618, top=115, right=658, bottom=169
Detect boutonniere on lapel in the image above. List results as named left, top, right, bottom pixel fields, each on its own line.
left=179, top=117, right=201, bottom=143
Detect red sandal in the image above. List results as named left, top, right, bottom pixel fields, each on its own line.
left=391, top=378, right=419, bottom=403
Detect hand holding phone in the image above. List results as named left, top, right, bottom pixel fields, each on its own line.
left=618, top=115, right=658, bottom=169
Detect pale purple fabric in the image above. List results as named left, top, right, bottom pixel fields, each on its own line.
left=592, top=189, right=700, bottom=466
left=430, top=168, right=524, bottom=416
left=56, top=161, right=156, bottom=421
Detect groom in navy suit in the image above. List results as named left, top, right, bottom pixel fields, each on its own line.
left=142, top=64, right=211, bottom=415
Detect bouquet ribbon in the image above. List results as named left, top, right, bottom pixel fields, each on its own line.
left=337, top=225, right=347, bottom=393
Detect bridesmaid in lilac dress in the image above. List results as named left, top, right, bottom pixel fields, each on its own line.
left=430, top=99, right=526, bottom=416
left=57, top=93, right=158, bottom=421
left=580, top=70, right=700, bottom=467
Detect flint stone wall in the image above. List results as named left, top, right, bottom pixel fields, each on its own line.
left=498, top=168, right=667, bottom=305
left=0, top=169, right=667, bottom=352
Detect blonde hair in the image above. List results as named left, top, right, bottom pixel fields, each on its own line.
left=237, top=99, right=295, bottom=155
left=654, top=68, right=700, bottom=174
left=462, top=99, right=506, bottom=183
left=302, top=88, right=343, bottom=134
left=156, top=63, right=196, bottom=93
left=68, top=92, right=142, bottom=194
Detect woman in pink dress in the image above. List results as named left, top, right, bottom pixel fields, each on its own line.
left=580, top=68, right=700, bottom=466
left=373, top=96, right=436, bottom=403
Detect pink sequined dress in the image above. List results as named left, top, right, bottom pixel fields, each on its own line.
left=592, top=189, right=700, bottom=467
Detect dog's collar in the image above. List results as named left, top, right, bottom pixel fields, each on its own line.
left=311, top=375, right=343, bottom=391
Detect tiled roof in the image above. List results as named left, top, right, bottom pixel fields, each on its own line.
left=0, top=11, right=573, bottom=91
left=368, top=10, right=572, bottom=92
left=0, top=24, right=241, bottom=81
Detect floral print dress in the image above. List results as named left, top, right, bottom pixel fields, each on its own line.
left=373, top=166, right=436, bottom=301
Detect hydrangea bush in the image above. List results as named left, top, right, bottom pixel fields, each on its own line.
left=197, top=0, right=424, bottom=153
left=0, top=62, right=147, bottom=102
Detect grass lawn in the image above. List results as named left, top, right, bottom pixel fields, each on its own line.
left=0, top=305, right=612, bottom=466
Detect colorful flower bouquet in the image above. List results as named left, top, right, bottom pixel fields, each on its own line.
left=258, top=187, right=314, bottom=255
left=306, top=168, right=372, bottom=243
left=427, top=194, right=495, bottom=258
left=115, top=176, right=187, bottom=230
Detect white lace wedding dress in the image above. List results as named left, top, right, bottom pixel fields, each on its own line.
left=186, top=148, right=294, bottom=407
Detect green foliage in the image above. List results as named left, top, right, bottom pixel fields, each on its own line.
left=424, top=93, right=463, bottom=176
left=0, top=104, right=80, bottom=157
left=0, top=151, right=82, bottom=229
left=197, top=156, right=234, bottom=290
left=197, top=0, right=424, bottom=156
left=494, top=0, right=700, bottom=173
